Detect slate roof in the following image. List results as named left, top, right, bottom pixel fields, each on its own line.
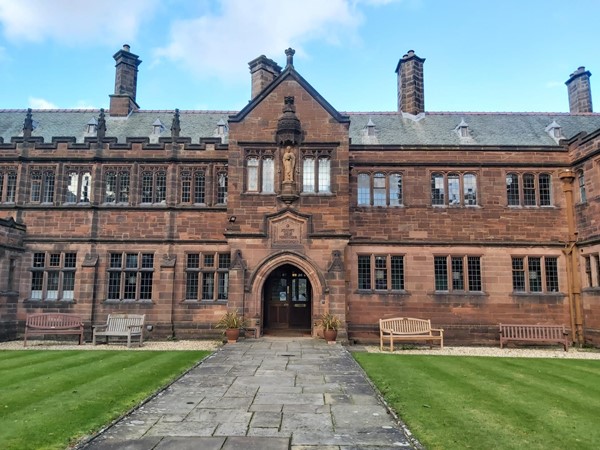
left=2, top=109, right=600, bottom=147
left=0, top=110, right=233, bottom=145
left=346, top=112, right=600, bottom=146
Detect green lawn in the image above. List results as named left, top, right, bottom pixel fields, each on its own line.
left=0, top=350, right=210, bottom=450
left=354, top=353, right=600, bottom=450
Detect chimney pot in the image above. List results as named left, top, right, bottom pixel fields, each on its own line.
left=396, top=50, right=426, bottom=115
left=566, top=66, right=593, bottom=113
left=109, top=45, right=142, bottom=116
left=248, top=55, right=282, bottom=99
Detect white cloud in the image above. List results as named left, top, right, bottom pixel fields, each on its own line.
left=153, top=0, right=363, bottom=82
left=545, top=81, right=562, bottom=89
left=0, top=0, right=159, bottom=44
left=72, top=100, right=98, bottom=110
left=28, top=97, right=58, bottom=109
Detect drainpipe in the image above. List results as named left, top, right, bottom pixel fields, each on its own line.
left=559, top=170, right=584, bottom=346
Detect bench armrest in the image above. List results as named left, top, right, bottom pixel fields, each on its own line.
left=93, top=324, right=108, bottom=331
left=431, top=328, right=444, bottom=333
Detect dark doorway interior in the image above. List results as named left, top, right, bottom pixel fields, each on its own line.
left=263, top=264, right=312, bottom=334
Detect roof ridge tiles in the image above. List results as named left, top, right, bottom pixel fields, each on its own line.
left=344, top=111, right=600, bottom=116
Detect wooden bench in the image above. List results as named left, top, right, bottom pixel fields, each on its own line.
left=24, top=313, right=84, bottom=347
left=92, top=314, right=145, bottom=348
left=499, top=323, right=569, bottom=351
left=379, top=317, right=444, bottom=351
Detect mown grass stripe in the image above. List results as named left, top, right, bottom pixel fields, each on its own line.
left=354, top=353, right=600, bottom=450
left=0, top=350, right=209, bottom=450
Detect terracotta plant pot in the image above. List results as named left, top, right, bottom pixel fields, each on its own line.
left=323, top=329, right=338, bottom=342
left=225, top=328, right=240, bottom=343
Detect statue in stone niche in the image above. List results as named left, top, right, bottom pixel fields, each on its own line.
left=282, top=145, right=296, bottom=182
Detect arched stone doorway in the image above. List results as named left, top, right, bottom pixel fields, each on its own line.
left=263, top=264, right=312, bottom=334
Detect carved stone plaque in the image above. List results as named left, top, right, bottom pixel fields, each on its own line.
left=273, top=218, right=302, bottom=245
left=269, top=211, right=309, bottom=248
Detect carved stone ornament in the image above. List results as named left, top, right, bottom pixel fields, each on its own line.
left=328, top=250, right=344, bottom=272
left=231, top=249, right=246, bottom=270
left=82, top=253, right=99, bottom=267
left=160, top=254, right=177, bottom=268
left=276, top=96, right=302, bottom=146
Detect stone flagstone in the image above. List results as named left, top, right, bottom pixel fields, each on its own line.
left=81, top=337, right=418, bottom=449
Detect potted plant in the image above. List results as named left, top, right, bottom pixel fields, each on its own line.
left=215, top=309, right=247, bottom=343
left=318, top=312, right=341, bottom=343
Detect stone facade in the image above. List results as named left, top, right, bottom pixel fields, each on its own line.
left=1, top=47, right=600, bottom=345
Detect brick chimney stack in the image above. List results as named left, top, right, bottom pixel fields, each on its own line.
left=109, top=44, right=142, bottom=117
left=395, top=50, right=425, bottom=115
left=248, top=55, right=282, bottom=99
left=566, top=66, right=593, bottom=113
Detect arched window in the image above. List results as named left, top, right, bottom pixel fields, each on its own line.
left=65, top=169, right=92, bottom=203
left=141, top=168, right=167, bottom=204
left=262, top=158, right=274, bottom=193
left=303, top=157, right=315, bottom=193
left=30, top=169, right=55, bottom=204
left=104, top=169, right=130, bottom=204
left=217, top=172, right=228, bottom=204
left=246, top=152, right=274, bottom=194
left=302, top=153, right=330, bottom=194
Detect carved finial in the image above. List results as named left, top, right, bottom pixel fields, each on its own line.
left=285, top=48, right=295, bottom=68
left=171, top=108, right=181, bottom=138
left=97, top=108, right=106, bottom=140
left=23, top=108, right=33, bottom=138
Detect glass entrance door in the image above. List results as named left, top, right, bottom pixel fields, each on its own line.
left=264, top=264, right=311, bottom=330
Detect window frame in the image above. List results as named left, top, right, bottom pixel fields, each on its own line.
left=301, top=149, right=332, bottom=194
left=29, top=166, right=56, bottom=204
left=64, top=166, right=93, bottom=204
left=434, top=255, right=482, bottom=293
left=245, top=150, right=275, bottom=195
left=107, top=252, right=154, bottom=301
left=184, top=252, right=231, bottom=302
left=103, top=167, right=131, bottom=204
left=506, top=172, right=553, bottom=207
left=139, top=166, right=167, bottom=205
left=0, top=166, right=17, bottom=203
left=511, top=255, right=559, bottom=293
left=431, top=171, right=478, bottom=207
left=356, top=171, right=403, bottom=207
left=357, top=254, right=405, bottom=292
left=180, top=167, right=207, bottom=205
left=577, top=169, right=587, bottom=204
left=30, top=252, right=77, bottom=301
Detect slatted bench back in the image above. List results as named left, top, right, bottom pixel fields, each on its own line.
left=380, top=317, right=432, bottom=335
left=500, top=324, right=566, bottom=341
left=26, top=313, right=82, bottom=329
left=106, top=314, right=144, bottom=332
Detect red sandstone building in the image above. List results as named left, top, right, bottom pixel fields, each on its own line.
left=1, top=46, right=599, bottom=345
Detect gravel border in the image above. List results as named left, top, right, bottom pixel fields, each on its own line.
left=0, top=339, right=222, bottom=351
left=2, top=338, right=600, bottom=359
left=354, top=344, right=600, bottom=359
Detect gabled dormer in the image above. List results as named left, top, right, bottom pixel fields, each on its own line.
left=229, top=48, right=350, bottom=126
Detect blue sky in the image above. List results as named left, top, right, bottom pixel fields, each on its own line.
left=1, top=0, right=599, bottom=113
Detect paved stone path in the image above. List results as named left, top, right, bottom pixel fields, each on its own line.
left=83, top=337, right=416, bottom=449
